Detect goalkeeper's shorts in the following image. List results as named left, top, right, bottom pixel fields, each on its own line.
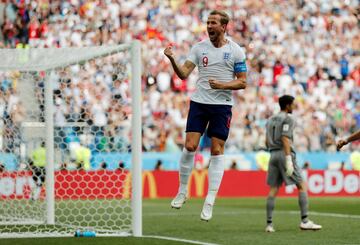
left=267, top=150, right=303, bottom=187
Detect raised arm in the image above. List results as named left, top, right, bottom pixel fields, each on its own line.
left=164, top=45, right=196, bottom=80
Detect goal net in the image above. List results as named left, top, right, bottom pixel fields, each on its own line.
left=0, top=42, right=142, bottom=238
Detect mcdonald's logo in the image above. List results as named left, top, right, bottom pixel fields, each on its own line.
left=187, top=170, right=208, bottom=197
left=122, top=171, right=158, bottom=199
left=142, top=171, right=158, bottom=199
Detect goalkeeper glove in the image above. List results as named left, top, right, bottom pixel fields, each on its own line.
left=285, top=155, right=294, bottom=177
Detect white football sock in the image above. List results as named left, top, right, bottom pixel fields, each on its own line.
left=205, top=155, right=225, bottom=205
left=178, top=148, right=195, bottom=194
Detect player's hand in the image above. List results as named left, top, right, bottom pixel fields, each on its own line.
left=209, top=79, right=223, bottom=89
left=164, top=45, right=175, bottom=60
left=336, top=139, right=348, bottom=151
left=285, top=155, right=294, bottom=177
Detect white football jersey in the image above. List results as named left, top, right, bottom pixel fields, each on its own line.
left=187, top=38, right=246, bottom=105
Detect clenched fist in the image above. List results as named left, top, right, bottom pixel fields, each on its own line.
left=336, top=139, right=348, bottom=151
left=209, top=79, right=223, bottom=89
left=164, top=45, right=174, bottom=60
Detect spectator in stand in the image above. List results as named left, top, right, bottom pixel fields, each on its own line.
left=229, top=160, right=238, bottom=170
left=117, top=161, right=125, bottom=171
left=302, top=161, right=310, bottom=170
left=75, top=144, right=91, bottom=170
left=100, top=161, right=107, bottom=170
left=154, top=159, right=163, bottom=170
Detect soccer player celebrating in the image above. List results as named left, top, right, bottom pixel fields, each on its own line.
left=265, top=95, right=321, bottom=232
left=336, top=130, right=360, bottom=150
left=164, top=10, right=247, bottom=221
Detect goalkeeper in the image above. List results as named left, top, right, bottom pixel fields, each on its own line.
left=264, top=95, right=321, bottom=232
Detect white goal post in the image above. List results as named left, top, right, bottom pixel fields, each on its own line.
left=0, top=41, right=142, bottom=238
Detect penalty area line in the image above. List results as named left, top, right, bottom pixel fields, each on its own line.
left=143, top=235, right=220, bottom=245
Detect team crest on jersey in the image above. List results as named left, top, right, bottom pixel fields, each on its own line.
left=223, top=52, right=230, bottom=60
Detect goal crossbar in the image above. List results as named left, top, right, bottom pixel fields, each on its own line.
left=0, top=44, right=131, bottom=71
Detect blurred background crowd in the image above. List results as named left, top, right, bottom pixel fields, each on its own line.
left=0, top=0, right=359, bottom=155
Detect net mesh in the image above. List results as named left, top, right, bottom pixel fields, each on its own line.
left=0, top=45, right=134, bottom=237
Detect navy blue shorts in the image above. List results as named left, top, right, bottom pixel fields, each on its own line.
left=185, top=101, right=232, bottom=141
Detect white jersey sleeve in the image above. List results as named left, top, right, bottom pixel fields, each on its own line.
left=233, top=46, right=247, bottom=73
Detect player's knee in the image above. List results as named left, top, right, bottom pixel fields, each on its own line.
left=210, top=145, right=224, bottom=155
left=297, top=183, right=307, bottom=192
left=184, top=143, right=197, bottom=152
left=269, top=187, right=279, bottom=197
left=211, top=150, right=223, bottom=155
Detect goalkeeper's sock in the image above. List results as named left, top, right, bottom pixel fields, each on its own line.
left=299, top=191, right=309, bottom=223
left=178, top=148, right=195, bottom=194
left=205, top=155, right=224, bottom=205
left=266, top=196, right=275, bottom=224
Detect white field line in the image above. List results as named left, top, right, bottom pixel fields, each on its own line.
left=143, top=235, right=220, bottom=245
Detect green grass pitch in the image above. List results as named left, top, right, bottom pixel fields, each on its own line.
left=2, top=197, right=360, bottom=245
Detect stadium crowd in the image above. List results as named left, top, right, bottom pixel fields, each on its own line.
left=0, top=0, right=359, bottom=154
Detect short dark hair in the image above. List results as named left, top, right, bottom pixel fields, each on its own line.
left=209, top=10, right=230, bottom=26
left=279, top=95, right=295, bottom=110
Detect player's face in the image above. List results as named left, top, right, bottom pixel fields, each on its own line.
left=207, top=14, right=225, bottom=42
